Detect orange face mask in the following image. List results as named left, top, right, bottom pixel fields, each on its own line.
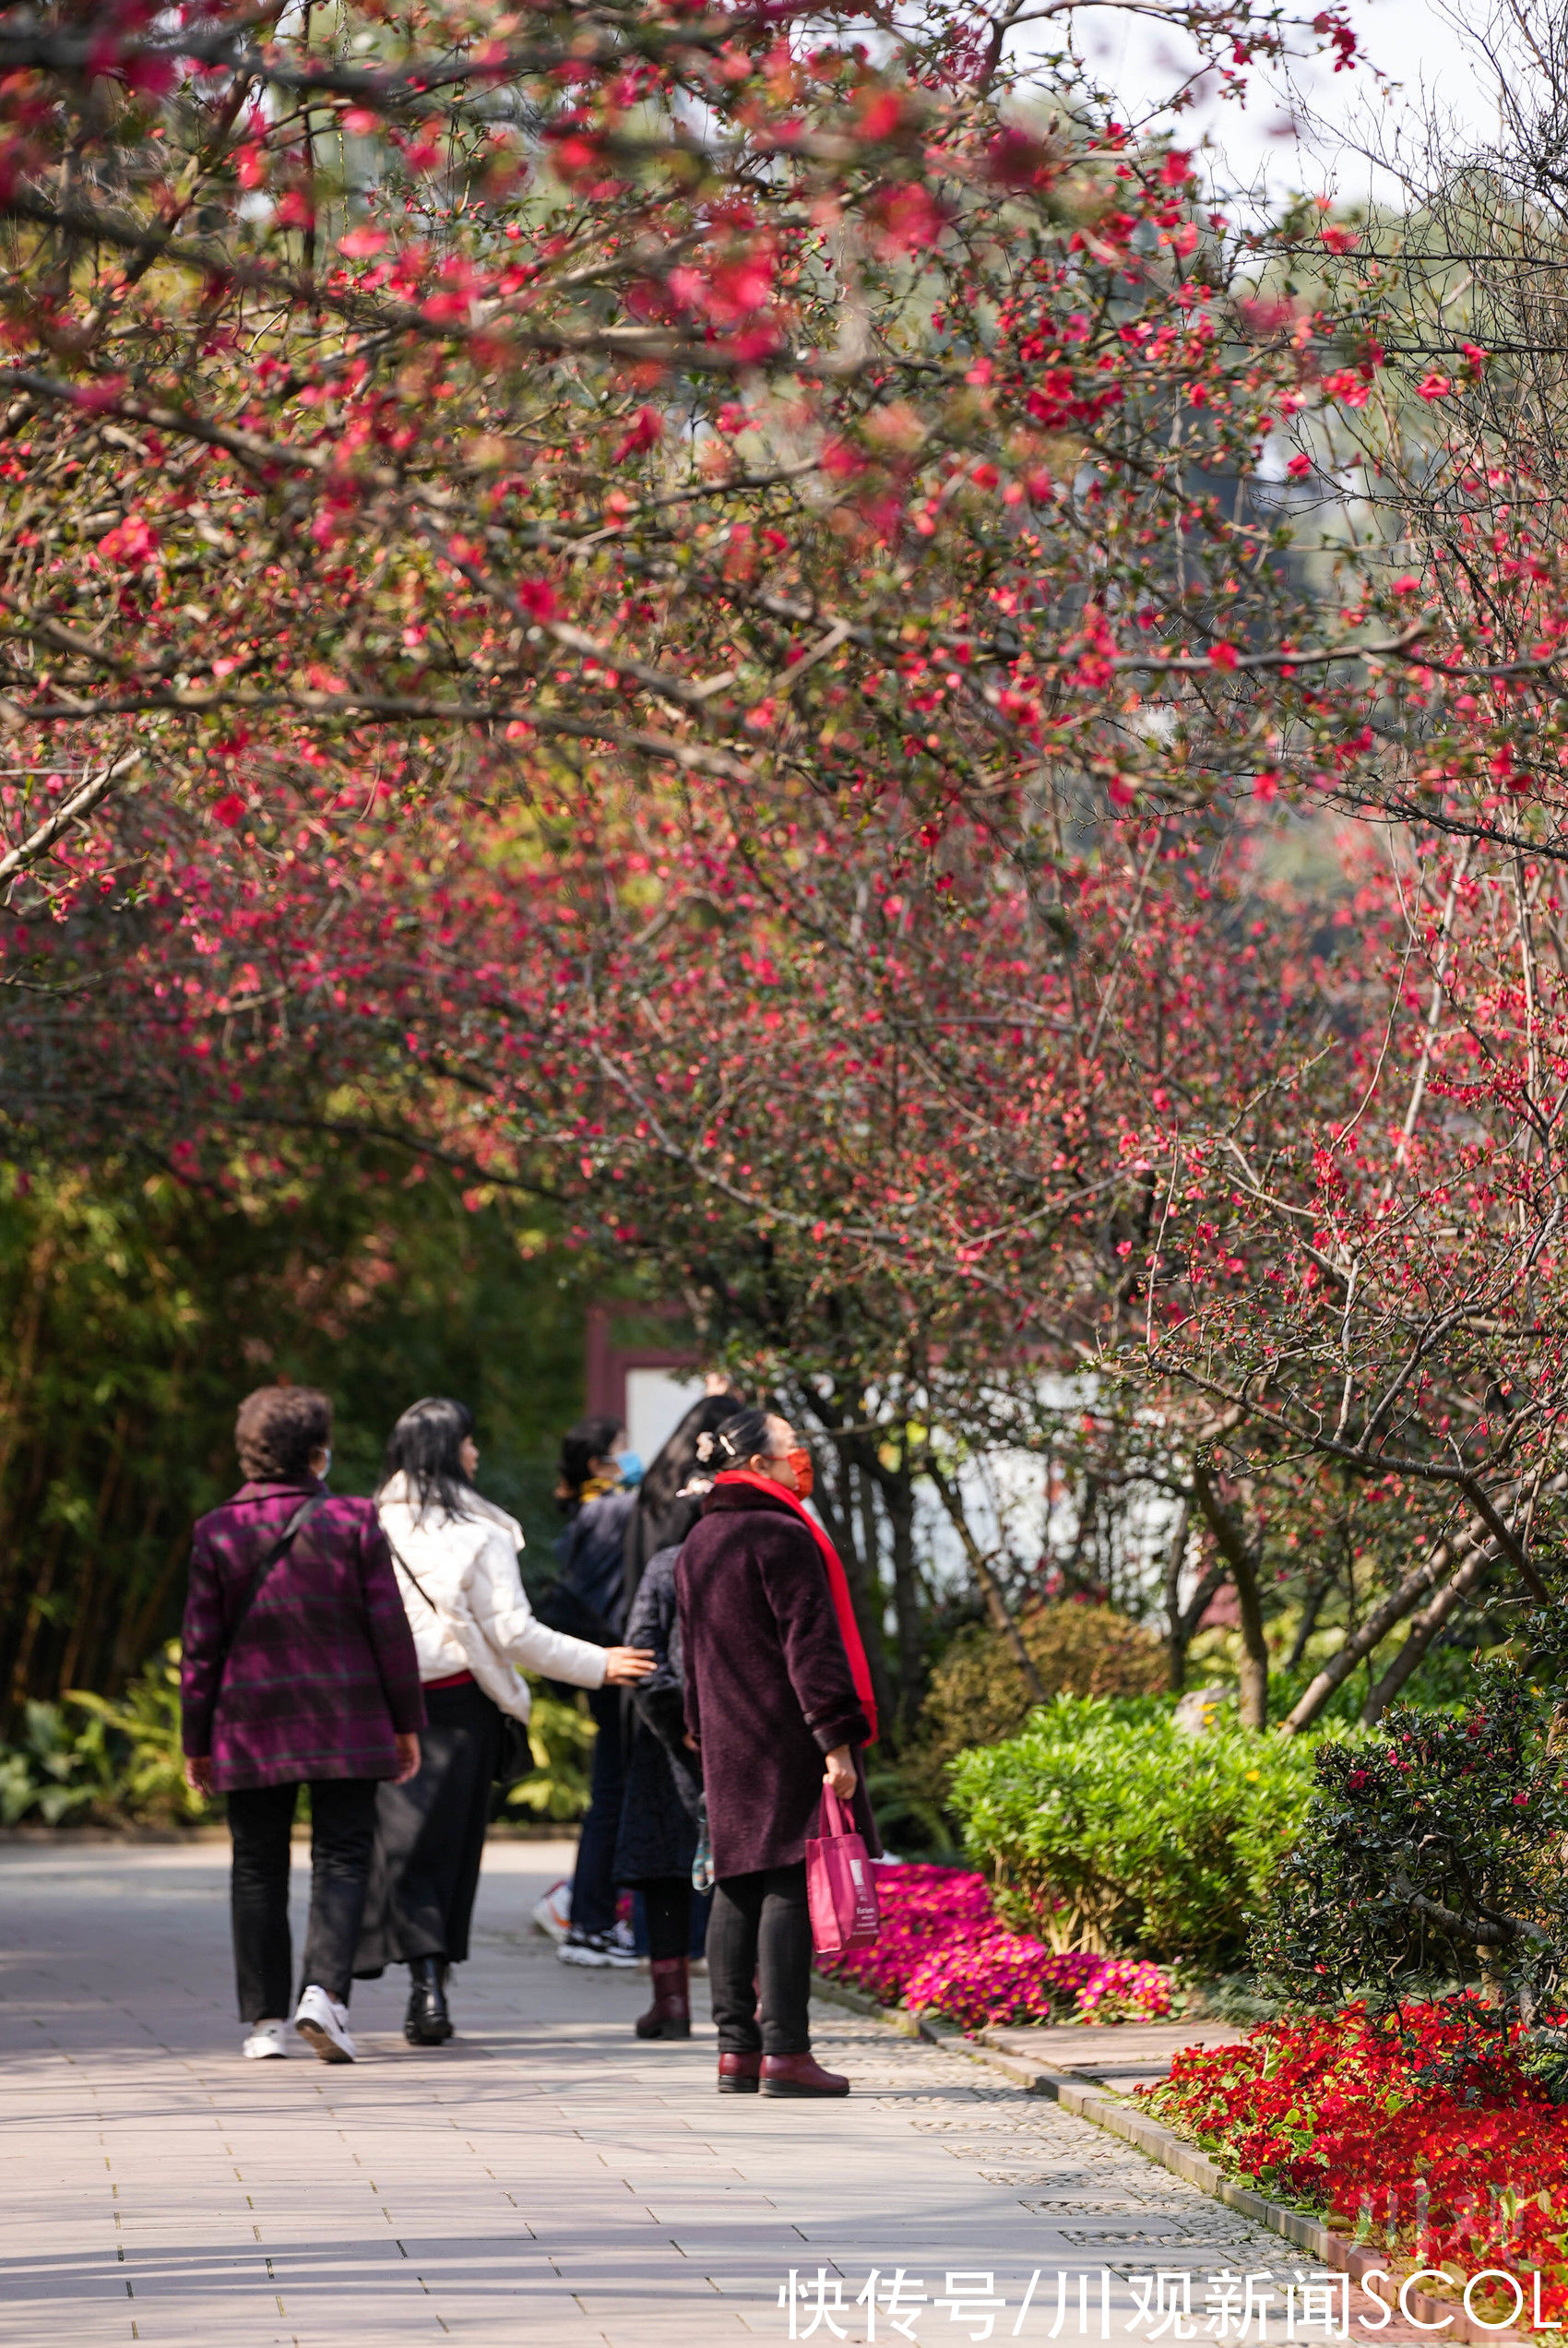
left=787, top=1447, right=814, bottom=1499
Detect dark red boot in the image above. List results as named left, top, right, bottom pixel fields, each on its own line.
left=717, top=2050, right=762, bottom=2094
left=761, top=2052, right=850, bottom=2099
left=635, top=1958, right=692, bottom=2041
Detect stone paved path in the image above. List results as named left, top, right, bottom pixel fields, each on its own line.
left=0, top=1840, right=1327, bottom=2348
left=984, top=2024, right=1251, bottom=2092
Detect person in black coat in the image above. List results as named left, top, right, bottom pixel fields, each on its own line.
left=678, top=1406, right=880, bottom=2101
left=612, top=1389, right=740, bottom=2039
left=612, top=1540, right=704, bottom=2035
left=552, top=1415, right=639, bottom=1966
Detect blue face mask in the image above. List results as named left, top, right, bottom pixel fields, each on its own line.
left=616, top=1449, right=644, bottom=1488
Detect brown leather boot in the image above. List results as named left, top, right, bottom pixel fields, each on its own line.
left=717, top=2050, right=762, bottom=2093
left=635, top=1958, right=692, bottom=2041
left=761, top=2052, right=850, bottom=2098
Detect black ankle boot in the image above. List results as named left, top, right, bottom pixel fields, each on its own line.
left=405, top=1955, right=454, bottom=2045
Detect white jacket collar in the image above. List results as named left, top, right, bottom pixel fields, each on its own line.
left=378, top=1471, right=523, bottom=1548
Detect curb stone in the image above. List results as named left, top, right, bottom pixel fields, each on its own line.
left=811, top=1975, right=1532, bottom=2347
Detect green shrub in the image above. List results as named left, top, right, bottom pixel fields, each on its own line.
left=948, top=1694, right=1337, bottom=1967
left=0, top=1156, right=591, bottom=1722
left=0, top=1699, right=116, bottom=1824
left=0, top=1642, right=598, bottom=1830
left=0, top=1640, right=206, bottom=1826
left=1254, top=1656, right=1568, bottom=2032
left=493, top=1687, right=595, bottom=1823
left=65, top=1640, right=206, bottom=1824
left=901, top=1604, right=1167, bottom=1813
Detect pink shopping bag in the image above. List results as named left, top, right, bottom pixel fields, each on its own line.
left=805, top=1790, right=881, bottom=1957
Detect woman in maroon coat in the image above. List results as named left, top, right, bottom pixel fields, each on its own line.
left=181, top=1386, right=425, bottom=2067
left=677, top=1405, right=879, bottom=2099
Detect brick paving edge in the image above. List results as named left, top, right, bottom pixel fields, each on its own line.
left=810, top=1974, right=1528, bottom=2347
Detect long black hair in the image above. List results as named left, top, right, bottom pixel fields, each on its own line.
left=626, top=1392, right=748, bottom=1587
left=640, top=1393, right=746, bottom=1538
left=379, top=1395, right=477, bottom=1521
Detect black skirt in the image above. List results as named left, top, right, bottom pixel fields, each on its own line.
left=354, top=1677, right=502, bottom=1974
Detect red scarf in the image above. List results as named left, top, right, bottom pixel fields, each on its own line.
left=712, top=1470, right=879, bottom=1745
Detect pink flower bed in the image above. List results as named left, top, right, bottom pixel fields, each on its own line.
left=819, top=1863, right=1175, bottom=2031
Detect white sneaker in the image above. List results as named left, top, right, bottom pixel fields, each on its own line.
left=530, top=1879, right=572, bottom=1943
left=558, top=1926, right=613, bottom=1967
left=243, top=2019, right=288, bottom=2060
left=294, top=1984, right=356, bottom=2064
left=558, top=1920, right=641, bottom=1969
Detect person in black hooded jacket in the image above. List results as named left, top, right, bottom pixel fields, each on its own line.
left=552, top=1415, right=640, bottom=1966
left=611, top=1390, right=741, bottom=2037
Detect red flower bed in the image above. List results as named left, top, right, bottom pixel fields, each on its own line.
left=819, top=1863, right=1174, bottom=2031
left=1145, top=2001, right=1568, bottom=2317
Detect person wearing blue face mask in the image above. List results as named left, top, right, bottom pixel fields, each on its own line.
left=549, top=1416, right=643, bottom=1965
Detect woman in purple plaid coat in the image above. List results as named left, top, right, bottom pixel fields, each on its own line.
left=181, top=1385, right=426, bottom=2066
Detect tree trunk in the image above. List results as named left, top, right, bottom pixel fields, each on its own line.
left=1161, top=1497, right=1194, bottom=1691
left=785, top=1384, right=898, bottom=1739
left=1231, top=1546, right=1269, bottom=1732
left=1285, top=1568, right=1334, bottom=1674
left=873, top=1446, right=926, bottom=1736
left=926, top=1456, right=1046, bottom=1707
left=1169, top=1559, right=1227, bottom=1693
left=1277, top=1476, right=1560, bottom=1733
left=0, top=1226, right=58, bottom=1630
left=1062, top=1471, right=1102, bottom=1597
left=6, top=1514, right=66, bottom=1722
left=1362, top=1547, right=1494, bottom=1722
left=835, top=1457, right=897, bottom=1745
left=55, top=1405, right=130, bottom=1698
left=112, top=1520, right=189, bottom=1695
left=1190, top=1461, right=1269, bottom=1730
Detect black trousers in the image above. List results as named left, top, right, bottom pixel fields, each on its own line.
left=639, top=1876, right=692, bottom=1963
left=707, top=1862, right=813, bottom=2056
left=227, top=1777, right=379, bottom=2023
left=355, top=1680, right=500, bottom=1975
left=570, top=1684, right=627, bottom=1937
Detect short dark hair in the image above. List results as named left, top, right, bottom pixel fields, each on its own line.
left=234, top=1385, right=332, bottom=1482
left=378, top=1395, right=476, bottom=1522
left=557, top=1413, right=624, bottom=1505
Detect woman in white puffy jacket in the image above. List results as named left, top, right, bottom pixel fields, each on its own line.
left=353, top=1397, right=653, bottom=2047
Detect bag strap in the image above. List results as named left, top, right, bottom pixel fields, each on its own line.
left=385, top=1528, right=476, bottom=1656
left=386, top=1532, right=445, bottom=1627
left=217, top=1496, right=324, bottom=1685
left=386, top=1529, right=479, bottom=1669
left=819, top=1788, right=853, bottom=1840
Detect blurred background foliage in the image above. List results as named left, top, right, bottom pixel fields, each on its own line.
left=0, top=1638, right=599, bottom=1829
left=0, top=1149, right=589, bottom=1733
left=0, top=1146, right=1502, bottom=1838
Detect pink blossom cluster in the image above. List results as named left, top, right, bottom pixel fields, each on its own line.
left=821, top=1863, right=1174, bottom=2031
